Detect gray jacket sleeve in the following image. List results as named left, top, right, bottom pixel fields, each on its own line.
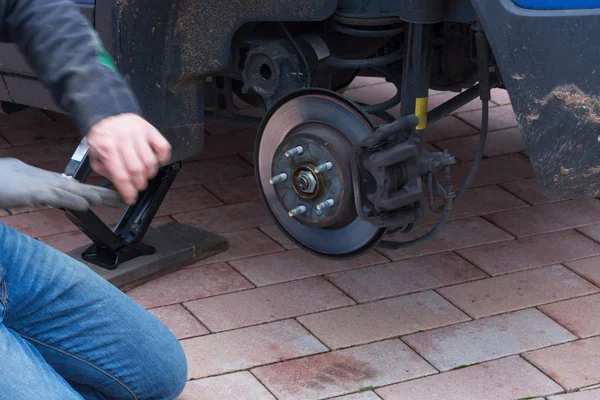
left=0, top=0, right=141, bottom=135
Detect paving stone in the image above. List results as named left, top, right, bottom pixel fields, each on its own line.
left=539, top=294, right=600, bottom=338
left=525, top=336, right=600, bottom=390
left=577, top=224, right=600, bottom=243
left=428, top=91, right=484, bottom=113
left=252, top=339, right=436, bottom=400
left=345, top=83, right=399, bottom=112
left=422, top=185, right=528, bottom=224
left=548, top=388, right=600, bottom=400
left=239, top=151, right=254, bottom=166
left=565, top=256, right=600, bottom=286
left=173, top=156, right=253, bottom=188
left=491, top=88, right=512, bottom=105
left=230, top=249, right=387, bottom=287
left=331, top=392, right=382, bottom=400
left=0, top=138, right=78, bottom=165
left=157, top=185, right=224, bottom=216
left=328, top=252, right=487, bottom=303
left=39, top=229, right=93, bottom=253
left=0, top=208, right=76, bottom=238
left=178, top=372, right=275, bottom=400
left=0, top=107, right=52, bottom=130
left=379, top=217, right=513, bottom=261
left=127, top=263, right=254, bottom=309
left=457, top=105, right=518, bottom=131
left=173, top=200, right=271, bottom=234
left=39, top=216, right=172, bottom=254
left=2, top=119, right=78, bottom=146
left=439, top=265, right=598, bottom=318
left=500, top=177, right=563, bottom=206
left=147, top=304, right=208, bottom=340
left=450, top=153, right=535, bottom=188
left=347, top=76, right=386, bottom=90
left=181, top=320, right=327, bottom=379
left=0, top=134, right=11, bottom=148
left=423, top=115, right=478, bottom=142
left=435, top=127, right=526, bottom=162
left=403, top=309, right=576, bottom=371
left=204, top=176, right=260, bottom=204
left=190, top=128, right=256, bottom=161
left=186, top=277, right=354, bottom=332
left=259, top=224, right=299, bottom=250
left=298, top=290, right=469, bottom=349
left=191, top=228, right=284, bottom=267
left=376, top=356, right=562, bottom=400
left=457, top=230, right=600, bottom=276
left=486, top=198, right=600, bottom=237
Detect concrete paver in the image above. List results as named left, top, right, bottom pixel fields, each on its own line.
left=5, top=77, right=600, bottom=399
left=177, top=372, right=275, bottom=400
left=403, top=309, right=575, bottom=371
left=438, top=265, right=599, bottom=318
left=378, top=217, right=513, bottom=261
left=500, top=177, right=561, bottom=205
left=525, top=336, right=600, bottom=390
left=126, top=263, right=254, bottom=309
left=328, top=252, right=487, bottom=303
left=539, top=294, right=600, bottom=338
left=148, top=304, right=209, bottom=340
left=252, top=339, right=436, bottom=400
left=376, top=356, right=563, bottom=400
left=182, top=319, right=327, bottom=379
left=230, top=249, right=387, bottom=287
left=191, top=228, right=284, bottom=267
left=548, top=388, right=600, bottom=400
left=330, top=392, right=382, bottom=400
left=486, top=198, right=600, bottom=237
left=298, top=291, right=469, bottom=349
left=185, top=277, right=354, bottom=332
left=435, top=126, right=526, bottom=162
left=457, top=230, right=600, bottom=276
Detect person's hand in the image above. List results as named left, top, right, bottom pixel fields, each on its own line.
left=86, top=114, right=171, bottom=205
left=0, top=158, right=122, bottom=211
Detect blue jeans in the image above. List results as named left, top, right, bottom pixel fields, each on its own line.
left=0, top=222, right=187, bottom=399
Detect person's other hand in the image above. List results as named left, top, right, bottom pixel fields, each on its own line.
left=0, top=158, right=122, bottom=211
left=86, top=114, right=171, bottom=205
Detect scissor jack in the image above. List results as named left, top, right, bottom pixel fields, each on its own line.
left=61, top=139, right=228, bottom=288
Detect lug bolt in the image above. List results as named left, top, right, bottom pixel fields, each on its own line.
left=285, top=146, right=304, bottom=157
left=288, top=205, right=307, bottom=217
left=269, top=173, right=288, bottom=184
left=314, top=162, right=333, bottom=174
left=316, top=199, right=335, bottom=211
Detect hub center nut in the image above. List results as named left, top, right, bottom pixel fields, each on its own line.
left=296, top=170, right=317, bottom=194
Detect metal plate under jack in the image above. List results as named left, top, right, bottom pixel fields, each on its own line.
left=68, top=222, right=228, bottom=291
left=255, top=88, right=386, bottom=259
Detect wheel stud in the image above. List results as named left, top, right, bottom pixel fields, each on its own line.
left=314, top=162, right=333, bottom=174
left=285, top=146, right=304, bottom=158
left=316, top=199, right=335, bottom=211
left=269, top=173, right=288, bottom=184
left=288, top=205, right=307, bottom=217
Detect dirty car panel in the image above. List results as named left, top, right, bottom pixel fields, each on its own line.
left=472, top=0, right=600, bottom=199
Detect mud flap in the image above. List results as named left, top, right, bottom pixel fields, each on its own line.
left=471, top=0, right=600, bottom=199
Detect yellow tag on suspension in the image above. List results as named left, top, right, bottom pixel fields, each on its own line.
left=415, top=97, right=429, bottom=130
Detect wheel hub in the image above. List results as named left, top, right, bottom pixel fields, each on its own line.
left=270, top=124, right=357, bottom=229
left=255, top=89, right=385, bottom=258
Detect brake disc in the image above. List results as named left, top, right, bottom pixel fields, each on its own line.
left=255, top=88, right=385, bottom=258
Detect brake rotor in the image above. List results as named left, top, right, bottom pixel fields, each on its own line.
left=255, top=88, right=385, bottom=258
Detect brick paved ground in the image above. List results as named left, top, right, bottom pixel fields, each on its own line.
left=2, top=79, right=600, bottom=399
